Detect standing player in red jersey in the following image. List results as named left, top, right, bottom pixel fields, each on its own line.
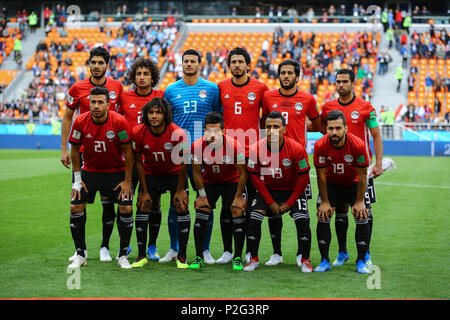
left=313, top=110, right=371, bottom=274
left=218, top=47, right=268, bottom=264
left=67, top=86, right=134, bottom=269
left=243, top=111, right=313, bottom=273
left=118, top=57, right=164, bottom=262
left=62, top=46, right=124, bottom=263
left=130, top=98, right=191, bottom=269
left=188, top=112, right=247, bottom=271
left=261, top=59, right=324, bottom=267
left=320, top=69, right=384, bottom=267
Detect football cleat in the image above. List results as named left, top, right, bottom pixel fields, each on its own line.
left=188, top=256, right=206, bottom=270
left=147, top=244, right=160, bottom=261
left=202, top=250, right=216, bottom=264
left=176, top=257, right=189, bottom=269
left=69, top=250, right=87, bottom=262
left=296, top=254, right=302, bottom=267
left=365, top=252, right=373, bottom=268
left=99, top=247, right=112, bottom=262
left=216, top=251, right=233, bottom=264
left=243, top=257, right=259, bottom=272
left=131, top=257, right=149, bottom=268
left=115, top=246, right=132, bottom=261
left=356, top=260, right=371, bottom=274
left=265, top=254, right=283, bottom=266
left=332, top=251, right=349, bottom=266
left=117, top=256, right=132, bottom=269
left=68, top=255, right=87, bottom=269
left=301, top=258, right=314, bottom=273
left=232, top=257, right=244, bottom=271
left=314, top=258, right=331, bottom=272
left=159, top=249, right=178, bottom=263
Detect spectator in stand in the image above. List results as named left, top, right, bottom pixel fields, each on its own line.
left=407, top=72, right=416, bottom=91
left=287, top=6, right=298, bottom=22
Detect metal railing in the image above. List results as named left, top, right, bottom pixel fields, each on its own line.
left=378, top=122, right=450, bottom=140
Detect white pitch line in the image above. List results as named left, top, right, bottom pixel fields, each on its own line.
left=309, top=175, right=450, bottom=189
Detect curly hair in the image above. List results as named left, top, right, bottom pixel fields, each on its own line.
left=141, top=97, right=173, bottom=128
left=127, top=57, right=160, bottom=88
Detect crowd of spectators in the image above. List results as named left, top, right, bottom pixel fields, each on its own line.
left=0, top=18, right=180, bottom=123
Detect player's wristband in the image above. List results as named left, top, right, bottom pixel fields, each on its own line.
left=198, top=188, right=206, bottom=197
left=72, top=171, right=82, bottom=192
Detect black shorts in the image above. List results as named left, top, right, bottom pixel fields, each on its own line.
left=204, top=182, right=240, bottom=210
left=145, top=174, right=188, bottom=200
left=71, top=170, right=133, bottom=206
left=317, top=184, right=370, bottom=209
left=251, top=189, right=309, bottom=217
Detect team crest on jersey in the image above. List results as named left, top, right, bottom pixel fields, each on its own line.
left=199, top=90, right=207, bottom=98
left=109, top=91, right=117, bottom=100
left=351, top=111, right=360, bottom=119
left=164, top=142, right=173, bottom=150
left=294, top=102, right=303, bottom=111
left=282, top=158, right=291, bottom=167
left=247, top=92, right=256, bottom=101
left=106, top=130, right=115, bottom=139
left=344, top=155, right=354, bottom=163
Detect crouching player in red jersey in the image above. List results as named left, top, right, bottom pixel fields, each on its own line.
left=68, top=86, right=134, bottom=269
left=313, top=110, right=371, bottom=274
left=189, top=112, right=247, bottom=271
left=243, top=111, right=312, bottom=272
left=130, top=98, right=190, bottom=268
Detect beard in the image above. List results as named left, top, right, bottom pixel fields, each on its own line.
left=280, top=79, right=296, bottom=90
left=329, top=134, right=344, bottom=145
left=91, top=69, right=106, bottom=79
left=183, top=69, right=198, bottom=77
left=231, top=69, right=246, bottom=78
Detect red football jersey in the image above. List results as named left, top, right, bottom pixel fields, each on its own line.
left=247, top=136, right=310, bottom=190
left=218, top=77, right=269, bottom=153
left=191, top=134, right=245, bottom=184
left=313, top=132, right=369, bottom=186
left=262, top=89, right=319, bottom=147
left=118, top=89, right=165, bottom=129
left=131, top=122, right=188, bottom=176
left=69, top=111, right=131, bottom=173
left=66, top=77, right=123, bottom=114
left=320, top=96, right=377, bottom=160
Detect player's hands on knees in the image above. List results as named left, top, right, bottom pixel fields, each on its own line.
left=231, top=195, right=246, bottom=217
left=279, top=203, right=291, bottom=215
left=71, top=181, right=87, bottom=201
left=194, top=196, right=211, bottom=213
left=269, top=202, right=281, bottom=216
left=137, top=192, right=152, bottom=212
left=351, top=201, right=368, bottom=221
left=61, top=150, right=71, bottom=168
left=115, top=180, right=132, bottom=202
left=317, top=201, right=334, bottom=222
left=173, top=190, right=189, bottom=212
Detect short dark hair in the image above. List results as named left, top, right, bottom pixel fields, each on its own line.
left=141, top=97, right=173, bottom=127
left=89, top=46, right=110, bottom=65
left=335, top=68, right=355, bottom=83
left=227, top=47, right=251, bottom=67
left=182, top=49, right=201, bottom=63
left=326, top=110, right=347, bottom=126
left=204, top=111, right=224, bottom=129
left=277, top=59, right=301, bottom=77
left=128, top=57, right=160, bottom=88
left=90, top=86, right=109, bottom=102
left=266, top=110, right=286, bottom=126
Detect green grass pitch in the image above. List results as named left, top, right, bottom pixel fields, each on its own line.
left=0, top=149, right=448, bottom=299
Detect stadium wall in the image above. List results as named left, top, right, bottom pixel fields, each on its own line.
left=2, top=132, right=449, bottom=156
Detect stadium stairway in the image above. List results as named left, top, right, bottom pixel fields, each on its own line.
left=2, top=28, right=46, bottom=101
left=370, top=30, right=409, bottom=112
